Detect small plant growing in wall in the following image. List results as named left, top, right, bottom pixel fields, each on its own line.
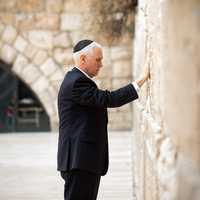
left=91, top=0, right=137, bottom=44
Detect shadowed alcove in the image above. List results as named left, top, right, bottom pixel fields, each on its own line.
left=0, top=60, right=50, bottom=133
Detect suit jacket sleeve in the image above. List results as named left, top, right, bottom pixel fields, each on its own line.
left=71, top=77, right=139, bottom=108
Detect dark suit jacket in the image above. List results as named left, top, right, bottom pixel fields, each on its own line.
left=57, top=67, right=138, bottom=175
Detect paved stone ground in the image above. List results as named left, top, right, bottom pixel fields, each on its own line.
left=0, top=132, right=135, bottom=200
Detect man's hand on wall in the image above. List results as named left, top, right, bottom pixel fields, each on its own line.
left=135, top=66, right=150, bottom=88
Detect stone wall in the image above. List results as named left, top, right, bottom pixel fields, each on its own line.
left=0, top=0, right=133, bottom=131
left=132, top=0, right=200, bottom=199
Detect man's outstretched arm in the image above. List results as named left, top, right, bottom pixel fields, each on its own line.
left=71, top=77, right=138, bottom=108
left=72, top=66, right=150, bottom=108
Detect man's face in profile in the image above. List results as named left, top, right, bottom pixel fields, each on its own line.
left=84, top=47, right=103, bottom=77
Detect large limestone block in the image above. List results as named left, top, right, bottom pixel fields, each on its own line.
left=64, top=0, right=90, bottom=12
left=35, top=14, right=59, bottom=30
left=53, top=32, right=72, bottom=48
left=28, top=31, right=53, bottom=49
left=32, top=76, right=49, bottom=93
left=46, top=0, right=63, bottom=13
left=1, top=26, right=17, bottom=44
left=49, top=69, right=64, bottom=82
left=16, top=13, right=35, bottom=31
left=24, top=45, right=38, bottom=59
left=40, top=58, right=59, bottom=77
left=17, top=0, right=44, bottom=12
left=0, top=13, right=15, bottom=25
left=61, top=13, right=83, bottom=31
left=111, top=46, right=132, bottom=61
left=13, top=55, right=29, bottom=75
left=69, top=31, right=83, bottom=46
left=112, top=60, right=132, bottom=78
left=0, top=44, right=17, bottom=64
left=0, top=0, right=16, bottom=12
left=33, top=50, right=48, bottom=66
left=14, top=36, right=28, bottom=53
left=0, top=23, right=4, bottom=35
left=21, top=64, right=41, bottom=84
left=53, top=48, right=73, bottom=65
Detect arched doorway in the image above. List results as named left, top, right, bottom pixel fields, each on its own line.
left=0, top=60, right=50, bottom=133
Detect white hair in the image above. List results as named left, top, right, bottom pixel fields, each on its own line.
left=73, top=42, right=102, bottom=62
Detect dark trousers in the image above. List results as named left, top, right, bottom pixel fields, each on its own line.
left=60, top=169, right=101, bottom=200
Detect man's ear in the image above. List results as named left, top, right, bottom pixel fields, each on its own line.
left=80, top=54, right=86, bottom=64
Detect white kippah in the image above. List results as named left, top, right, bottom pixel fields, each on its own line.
left=73, top=42, right=102, bottom=57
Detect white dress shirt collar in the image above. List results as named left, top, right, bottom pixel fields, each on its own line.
left=75, top=66, right=93, bottom=81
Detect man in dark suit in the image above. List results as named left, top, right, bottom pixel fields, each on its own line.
left=57, top=39, right=150, bottom=200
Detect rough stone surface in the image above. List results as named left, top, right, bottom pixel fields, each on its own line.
left=46, top=0, right=63, bottom=13
left=24, top=44, right=38, bottom=59
left=14, top=36, right=28, bottom=53
left=34, top=14, right=59, bottom=30
left=0, top=44, right=17, bottom=64
left=53, top=32, right=71, bottom=48
left=53, top=48, right=73, bottom=65
left=17, top=0, right=44, bottom=12
left=0, top=13, right=15, bottom=25
left=0, top=0, right=16, bottom=12
left=28, top=31, right=53, bottom=49
left=16, top=13, right=35, bottom=31
left=113, top=60, right=132, bottom=78
left=132, top=0, right=200, bottom=200
left=0, top=23, right=4, bottom=35
left=33, top=50, right=48, bottom=66
left=61, top=13, right=83, bottom=31
left=111, top=46, right=132, bottom=61
left=40, top=58, right=59, bottom=77
left=1, top=25, right=17, bottom=44
left=0, top=0, right=133, bottom=131
left=49, top=69, right=64, bottom=82
left=13, top=54, right=29, bottom=75
left=32, top=76, right=49, bottom=93
left=64, top=0, right=91, bottom=12
left=21, top=64, right=41, bottom=84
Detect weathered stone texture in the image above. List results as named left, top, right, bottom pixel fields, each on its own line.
left=61, top=13, right=83, bottom=31
left=0, top=13, right=15, bottom=25
left=53, top=32, right=71, bottom=48
left=64, top=0, right=91, bottom=12
left=0, top=44, right=17, bottom=64
left=0, top=0, right=16, bottom=12
left=34, top=14, right=60, bottom=30
left=24, top=44, right=38, bottom=59
left=13, top=54, right=29, bottom=75
left=40, top=58, right=59, bottom=77
left=28, top=31, right=53, bottom=49
left=21, top=64, right=41, bottom=84
left=0, top=0, right=133, bottom=131
left=46, top=0, right=63, bottom=13
left=17, top=0, right=44, bottom=12
left=1, top=26, right=17, bottom=44
left=14, top=36, right=28, bottom=53
left=133, top=0, right=200, bottom=199
left=53, top=48, right=73, bottom=66
left=32, top=76, right=49, bottom=93
left=33, top=50, right=48, bottom=66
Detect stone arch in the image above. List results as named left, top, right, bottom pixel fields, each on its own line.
left=0, top=24, right=65, bottom=131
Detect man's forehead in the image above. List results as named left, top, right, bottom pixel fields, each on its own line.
left=94, top=47, right=103, bottom=55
